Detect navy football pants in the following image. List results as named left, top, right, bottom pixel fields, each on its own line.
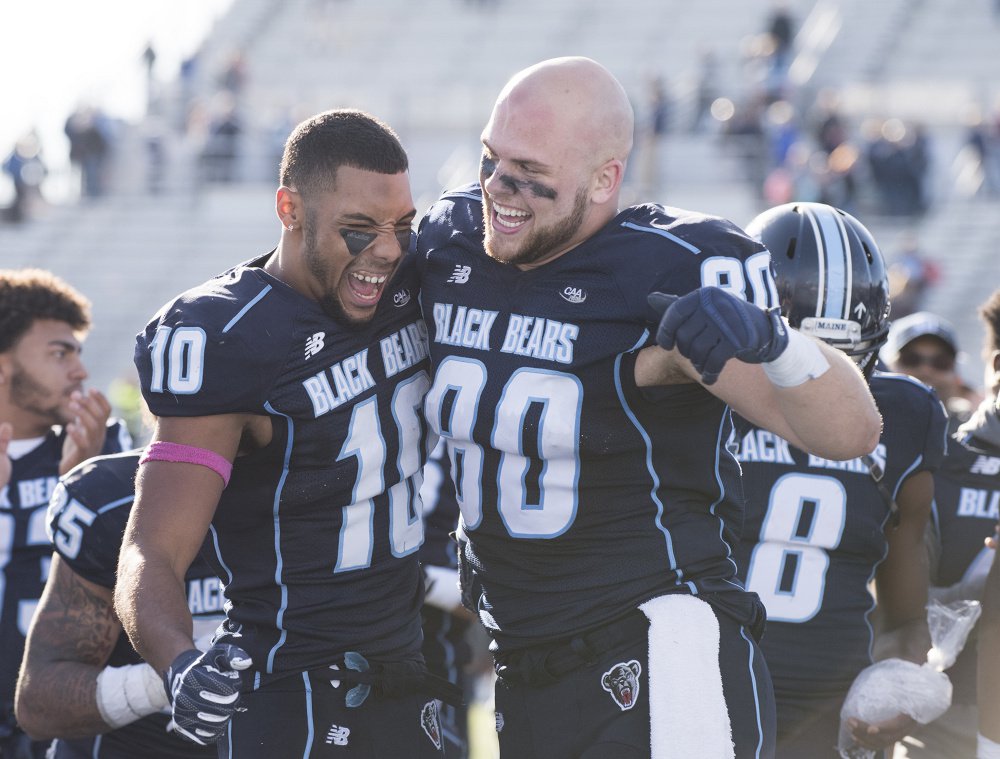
left=218, top=669, right=446, bottom=758
left=493, top=595, right=775, bottom=758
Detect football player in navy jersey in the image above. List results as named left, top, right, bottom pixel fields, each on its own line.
left=15, top=451, right=219, bottom=758
left=896, top=288, right=1000, bottom=759
left=115, top=110, right=448, bottom=757
left=732, top=203, right=947, bottom=758
left=417, top=57, right=881, bottom=759
left=0, top=269, right=131, bottom=758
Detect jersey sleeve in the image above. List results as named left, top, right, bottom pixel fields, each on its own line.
left=920, top=387, right=949, bottom=472
left=416, top=183, right=484, bottom=258
left=134, top=272, right=287, bottom=417
left=46, top=455, right=140, bottom=589
left=612, top=206, right=778, bottom=327
left=876, top=373, right=949, bottom=477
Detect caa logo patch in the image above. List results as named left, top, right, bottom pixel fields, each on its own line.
left=560, top=286, right=587, bottom=304
left=420, top=701, right=442, bottom=749
left=601, top=660, right=642, bottom=711
left=393, top=288, right=411, bottom=307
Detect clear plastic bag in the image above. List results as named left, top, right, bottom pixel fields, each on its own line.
left=836, top=599, right=982, bottom=759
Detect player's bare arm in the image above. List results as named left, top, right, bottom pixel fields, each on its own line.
left=874, top=471, right=933, bottom=662
left=116, top=412, right=266, bottom=673
left=844, top=471, right=934, bottom=749
left=980, top=533, right=1000, bottom=744
left=635, top=338, right=881, bottom=460
left=15, top=555, right=121, bottom=739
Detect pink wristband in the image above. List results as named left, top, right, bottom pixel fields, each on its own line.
left=140, top=441, right=233, bottom=487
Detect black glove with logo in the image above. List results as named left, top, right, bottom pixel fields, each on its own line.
left=648, top=288, right=788, bottom=385
left=163, top=643, right=252, bottom=745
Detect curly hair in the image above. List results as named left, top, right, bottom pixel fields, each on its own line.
left=0, top=269, right=91, bottom=353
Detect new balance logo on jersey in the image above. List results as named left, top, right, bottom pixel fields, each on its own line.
left=393, top=288, right=411, bottom=307
left=325, top=725, right=350, bottom=746
left=559, top=286, right=587, bottom=304
left=447, top=265, right=471, bottom=284
left=970, top=455, right=1000, bottom=475
left=305, top=332, right=325, bottom=359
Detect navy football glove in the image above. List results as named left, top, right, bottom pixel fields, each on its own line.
left=164, top=643, right=252, bottom=745
left=648, top=288, right=788, bottom=385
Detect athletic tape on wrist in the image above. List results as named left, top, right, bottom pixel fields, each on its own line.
left=979, top=733, right=1000, bottom=759
left=96, top=662, right=169, bottom=729
left=141, top=441, right=232, bottom=486
left=762, top=328, right=831, bottom=388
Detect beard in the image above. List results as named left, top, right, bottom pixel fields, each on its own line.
left=10, top=366, right=72, bottom=426
left=302, top=217, right=362, bottom=327
left=484, top=186, right=589, bottom=268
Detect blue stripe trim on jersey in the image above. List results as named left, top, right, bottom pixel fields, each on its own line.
left=612, top=351, right=686, bottom=587
left=96, top=495, right=134, bottom=514
left=708, top=412, right=740, bottom=579
left=891, top=456, right=924, bottom=501
left=91, top=734, right=101, bottom=758
left=208, top=524, right=234, bottom=586
left=264, top=402, right=295, bottom=673
left=620, top=221, right=701, bottom=254
left=862, top=484, right=899, bottom=664
left=222, top=284, right=273, bottom=334
left=225, top=720, right=234, bottom=758
left=303, top=671, right=315, bottom=757
left=739, top=626, right=766, bottom=759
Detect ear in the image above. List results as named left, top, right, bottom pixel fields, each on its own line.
left=276, top=186, right=302, bottom=231
left=590, top=159, right=625, bottom=205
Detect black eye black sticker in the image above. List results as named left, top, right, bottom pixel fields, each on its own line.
left=341, top=229, right=378, bottom=255
left=395, top=229, right=413, bottom=251
left=479, top=155, right=557, bottom=200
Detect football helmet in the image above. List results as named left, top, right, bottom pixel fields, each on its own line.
left=745, top=202, right=890, bottom=375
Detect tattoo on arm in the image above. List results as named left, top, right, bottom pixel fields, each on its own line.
left=18, top=557, right=125, bottom=738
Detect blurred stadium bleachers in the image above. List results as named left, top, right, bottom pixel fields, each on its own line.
left=1, top=0, right=998, bottom=397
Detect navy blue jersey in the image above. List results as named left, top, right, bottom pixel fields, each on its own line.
left=45, top=451, right=217, bottom=758
left=417, top=184, right=778, bottom=653
left=0, top=421, right=129, bottom=714
left=134, top=253, right=431, bottom=676
left=734, top=371, right=947, bottom=702
left=928, top=424, right=1000, bottom=704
